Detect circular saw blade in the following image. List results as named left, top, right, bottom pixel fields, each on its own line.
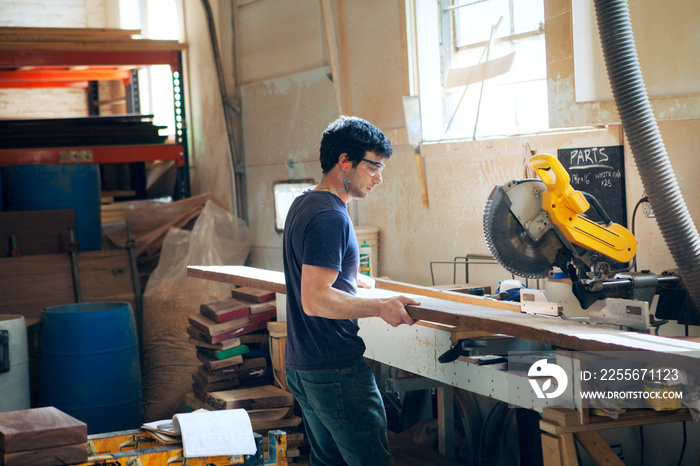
left=483, top=182, right=564, bottom=279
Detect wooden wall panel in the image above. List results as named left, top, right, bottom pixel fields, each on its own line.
left=240, top=67, right=337, bottom=167
left=344, top=0, right=407, bottom=129
left=236, top=0, right=325, bottom=85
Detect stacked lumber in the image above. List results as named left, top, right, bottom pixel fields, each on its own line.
left=185, top=287, right=304, bottom=460
left=0, top=115, right=167, bottom=149
left=267, top=321, right=289, bottom=391
left=183, top=386, right=303, bottom=461
left=186, top=287, right=278, bottom=398
left=0, top=407, right=87, bottom=466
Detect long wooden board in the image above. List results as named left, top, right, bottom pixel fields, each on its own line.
left=0, top=250, right=136, bottom=319
left=186, top=266, right=700, bottom=367
left=0, top=209, right=75, bottom=256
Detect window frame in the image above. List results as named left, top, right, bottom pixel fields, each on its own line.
left=412, top=0, right=548, bottom=142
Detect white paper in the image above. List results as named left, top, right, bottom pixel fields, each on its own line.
left=141, top=419, right=178, bottom=434
left=171, top=409, right=257, bottom=458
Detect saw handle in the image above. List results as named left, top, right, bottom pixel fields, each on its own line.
left=581, top=191, right=612, bottom=225
left=529, top=153, right=589, bottom=214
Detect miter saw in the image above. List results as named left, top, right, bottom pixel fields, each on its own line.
left=483, top=153, right=686, bottom=332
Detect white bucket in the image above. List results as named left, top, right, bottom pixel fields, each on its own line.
left=0, top=315, right=30, bottom=412
left=355, top=226, right=379, bottom=277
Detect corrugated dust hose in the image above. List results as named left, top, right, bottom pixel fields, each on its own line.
left=593, top=0, right=700, bottom=323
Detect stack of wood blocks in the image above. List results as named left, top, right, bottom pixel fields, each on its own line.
left=183, top=385, right=303, bottom=461
left=187, top=286, right=278, bottom=396
left=0, top=407, right=87, bottom=466
left=184, top=286, right=304, bottom=461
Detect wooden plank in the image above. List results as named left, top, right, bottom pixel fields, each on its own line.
left=247, top=407, right=293, bottom=422
left=0, top=249, right=132, bottom=315
left=542, top=407, right=582, bottom=428
left=188, top=266, right=286, bottom=294
left=188, top=313, right=252, bottom=336
left=79, top=249, right=135, bottom=310
left=539, top=409, right=693, bottom=435
left=1, top=442, right=87, bottom=466
left=375, top=277, right=518, bottom=312
left=230, top=286, right=276, bottom=303
left=207, top=385, right=294, bottom=410
left=0, top=254, right=74, bottom=319
left=0, top=407, right=86, bottom=453
left=186, top=266, right=700, bottom=368
left=540, top=433, right=564, bottom=466
left=320, top=0, right=343, bottom=113
left=189, top=266, right=518, bottom=311
left=0, top=210, right=74, bottom=256
left=0, top=27, right=141, bottom=41
left=196, top=352, right=243, bottom=372
left=560, top=433, right=578, bottom=466
left=574, top=431, right=624, bottom=466
left=188, top=336, right=242, bottom=351
left=0, top=39, right=185, bottom=52
left=200, top=297, right=251, bottom=323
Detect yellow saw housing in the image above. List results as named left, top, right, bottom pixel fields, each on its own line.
left=530, top=153, right=637, bottom=264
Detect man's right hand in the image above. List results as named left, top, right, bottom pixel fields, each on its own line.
left=378, top=296, right=419, bottom=327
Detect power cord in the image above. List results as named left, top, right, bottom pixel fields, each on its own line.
left=631, top=195, right=649, bottom=272
left=677, top=421, right=687, bottom=466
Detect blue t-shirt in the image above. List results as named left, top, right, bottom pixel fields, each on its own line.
left=282, top=190, right=365, bottom=370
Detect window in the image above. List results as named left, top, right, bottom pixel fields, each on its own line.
left=273, top=180, right=315, bottom=232
left=412, top=0, right=548, bottom=141
left=119, top=0, right=180, bottom=137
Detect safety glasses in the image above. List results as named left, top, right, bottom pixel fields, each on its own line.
left=360, top=158, right=385, bottom=176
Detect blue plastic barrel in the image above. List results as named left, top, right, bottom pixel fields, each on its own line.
left=38, top=302, right=142, bottom=434
left=2, top=164, right=101, bottom=250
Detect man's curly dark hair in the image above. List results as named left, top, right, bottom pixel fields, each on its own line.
left=319, top=116, right=393, bottom=174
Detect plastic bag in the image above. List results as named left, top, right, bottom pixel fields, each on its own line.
left=141, top=200, right=250, bottom=421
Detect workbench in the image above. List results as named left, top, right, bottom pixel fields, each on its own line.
left=187, top=265, right=700, bottom=465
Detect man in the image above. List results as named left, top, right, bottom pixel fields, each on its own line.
left=283, top=116, right=420, bottom=465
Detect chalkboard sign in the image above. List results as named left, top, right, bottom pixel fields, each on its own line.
left=556, top=146, right=626, bottom=226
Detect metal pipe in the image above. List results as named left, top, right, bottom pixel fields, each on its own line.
left=68, top=229, right=81, bottom=302
left=126, top=221, right=143, bottom=353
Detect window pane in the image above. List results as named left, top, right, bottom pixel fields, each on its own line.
left=417, top=0, right=548, bottom=140
left=513, top=0, right=544, bottom=34
left=455, top=0, right=510, bottom=46
left=146, top=0, right=180, bottom=40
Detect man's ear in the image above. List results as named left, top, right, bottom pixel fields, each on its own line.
left=338, top=153, right=349, bottom=169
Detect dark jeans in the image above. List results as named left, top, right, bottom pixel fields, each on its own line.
left=286, top=362, right=391, bottom=466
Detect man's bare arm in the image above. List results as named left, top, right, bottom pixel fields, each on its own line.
left=300, top=264, right=417, bottom=327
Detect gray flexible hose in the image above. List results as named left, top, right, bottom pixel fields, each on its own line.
left=593, top=0, right=700, bottom=319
